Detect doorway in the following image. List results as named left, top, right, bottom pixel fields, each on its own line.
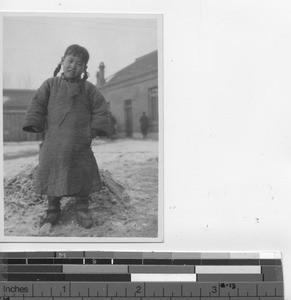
left=124, top=99, right=133, bottom=137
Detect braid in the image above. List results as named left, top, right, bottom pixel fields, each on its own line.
left=82, top=66, right=90, bottom=81
left=53, top=63, right=62, bottom=77
left=77, top=69, right=89, bottom=92
left=82, top=68, right=89, bottom=82
left=83, top=71, right=89, bottom=81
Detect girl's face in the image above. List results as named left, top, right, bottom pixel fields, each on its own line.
left=62, top=54, right=86, bottom=79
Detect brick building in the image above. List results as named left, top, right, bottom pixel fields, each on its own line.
left=3, top=50, right=159, bottom=142
left=97, top=50, right=159, bottom=139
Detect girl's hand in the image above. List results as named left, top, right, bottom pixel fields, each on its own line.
left=91, top=129, right=98, bottom=138
left=23, top=126, right=41, bottom=133
left=91, top=129, right=107, bottom=138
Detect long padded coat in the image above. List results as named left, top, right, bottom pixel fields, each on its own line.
left=23, top=76, right=109, bottom=197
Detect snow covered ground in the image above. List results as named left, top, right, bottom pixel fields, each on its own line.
left=4, top=139, right=158, bottom=178
left=3, top=139, right=159, bottom=239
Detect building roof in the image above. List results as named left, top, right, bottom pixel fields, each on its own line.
left=104, top=50, right=158, bottom=87
left=3, top=89, right=35, bottom=111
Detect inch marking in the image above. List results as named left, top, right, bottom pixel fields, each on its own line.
left=0, top=281, right=283, bottom=299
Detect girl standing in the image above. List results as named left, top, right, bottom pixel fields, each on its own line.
left=23, top=44, right=109, bottom=229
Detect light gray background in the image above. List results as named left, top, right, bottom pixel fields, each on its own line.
left=3, top=16, right=158, bottom=89
left=1, top=0, right=290, bottom=297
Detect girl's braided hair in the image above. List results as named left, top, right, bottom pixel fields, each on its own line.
left=53, top=44, right=90, bottom=82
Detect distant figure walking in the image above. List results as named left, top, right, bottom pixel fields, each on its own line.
left=139, top=112, right=149, bottom=139
left=109, top=112, right=117, bottom=139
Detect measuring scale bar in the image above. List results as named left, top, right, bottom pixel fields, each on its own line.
left=0, top=251, right=284, bottom=300
left=0, top=281, right=284, bottom=299
left=0, top=265, right=282, bottom=282
left=1, top=265, right=263, bottom=273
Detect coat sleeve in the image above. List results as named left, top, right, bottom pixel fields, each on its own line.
left=23, top=79, right=51, bottom=133
left=88, top=84, right=110, bottom=136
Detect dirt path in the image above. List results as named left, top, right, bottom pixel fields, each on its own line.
left=4, top=139, right=159, bottom=238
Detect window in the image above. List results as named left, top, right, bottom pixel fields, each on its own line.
left=148, top=87, right=158, bottom=122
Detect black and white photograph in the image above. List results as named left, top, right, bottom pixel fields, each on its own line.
left=1, top=13, right=163, bottom=241
left=2, top=0, right=291, bottom=297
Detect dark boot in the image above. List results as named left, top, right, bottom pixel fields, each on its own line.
left=76, top=196, right=94, bottom=228
left=40, top=196, right=61, bottom=227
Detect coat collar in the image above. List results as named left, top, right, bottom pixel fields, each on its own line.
left=61, top=73, right=81, bottom=83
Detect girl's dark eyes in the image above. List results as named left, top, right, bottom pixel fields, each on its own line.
left=68, top=60, right=82, bottom=66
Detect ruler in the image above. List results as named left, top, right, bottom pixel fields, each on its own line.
left=0, top=251, right=284, bottom=300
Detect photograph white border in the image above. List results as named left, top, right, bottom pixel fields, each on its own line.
left=0, top=11, right=164, bottom=243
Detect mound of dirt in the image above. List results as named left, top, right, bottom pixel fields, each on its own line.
left=4, top=159, right=134, bottom=237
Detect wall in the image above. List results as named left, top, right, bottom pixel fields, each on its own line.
left=101, top=72, right=158, bottom=139
left=3, top=111, right=42, bottom=142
